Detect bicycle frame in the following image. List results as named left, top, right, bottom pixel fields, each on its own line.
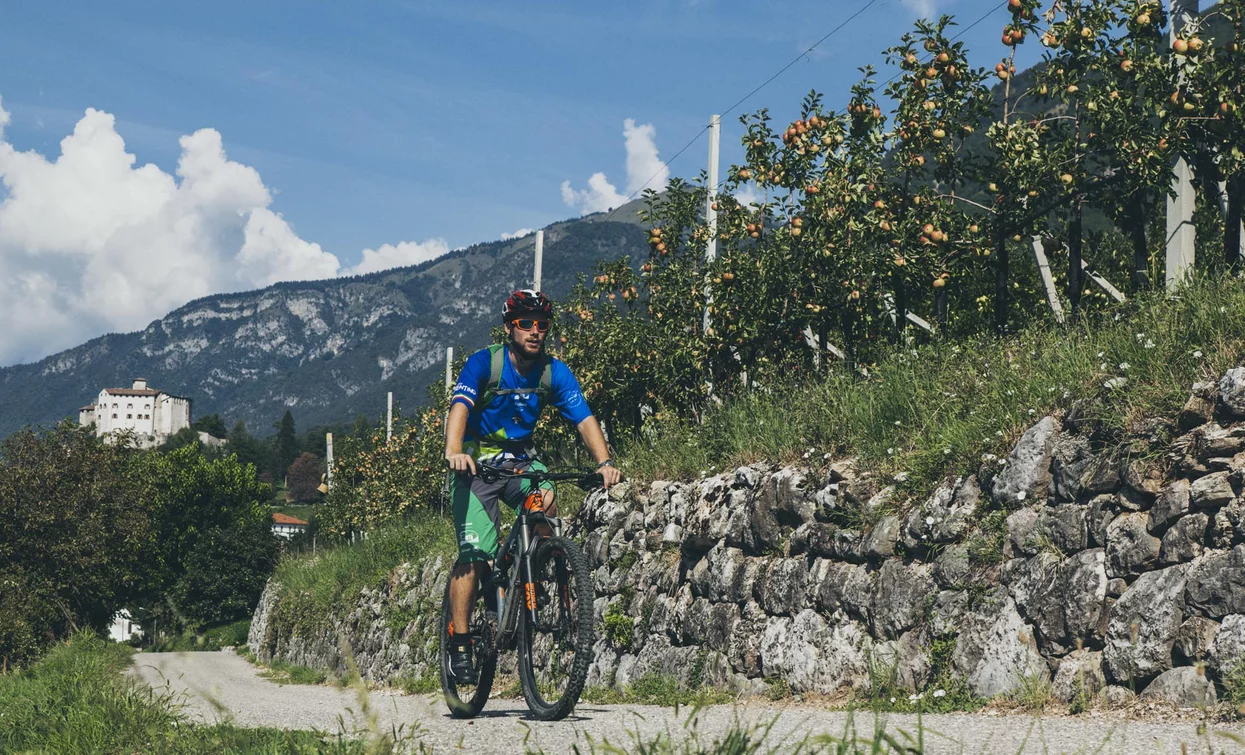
left=490, top=506, right=562, bottom=649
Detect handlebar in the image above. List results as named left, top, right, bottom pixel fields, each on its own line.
left=472, top=461, right=608, bottom=490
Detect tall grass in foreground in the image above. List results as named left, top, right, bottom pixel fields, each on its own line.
left=0, top=632, right=384, bottom=754
left=624, top=275, right=1245, bottom=490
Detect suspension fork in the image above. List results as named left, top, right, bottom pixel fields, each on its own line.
left=519, top=513, right=542, bottom=627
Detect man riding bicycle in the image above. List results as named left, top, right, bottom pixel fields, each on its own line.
left=444, top=289, right=621, bottom=685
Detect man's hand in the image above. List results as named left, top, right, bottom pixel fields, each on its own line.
left=598, top=464, right=622, bottom=489
left=446, top=452, right=476, bottom=475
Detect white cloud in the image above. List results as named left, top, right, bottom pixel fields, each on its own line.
left=561, top=118, right=668, bottom=215
left=0, top=95, right=451, bottom=366
left=501, top=228, right=535, bottom=240
left=345, top=239, right=451, bottom=277
left=902, top=0, right=937, bottom=18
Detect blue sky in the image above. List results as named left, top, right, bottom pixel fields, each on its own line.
left=0, top=0, right=1045, bottom=365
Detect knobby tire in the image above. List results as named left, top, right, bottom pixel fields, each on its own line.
left=517, top=535, right=594, bottom=721
left=439, top=570, right=496, bottom=718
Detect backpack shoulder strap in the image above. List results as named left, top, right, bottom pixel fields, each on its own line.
left=470, top=344, right=507, bottom=414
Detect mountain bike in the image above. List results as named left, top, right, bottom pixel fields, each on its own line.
left=438, top=462, right=601, bottom=721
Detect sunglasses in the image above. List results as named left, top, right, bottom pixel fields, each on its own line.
left=512, top=319, right=550, bottom=333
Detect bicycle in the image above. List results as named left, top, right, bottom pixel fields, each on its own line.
left=438, top=462, right=603, bottom=721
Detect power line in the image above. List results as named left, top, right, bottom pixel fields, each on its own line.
left=601, top=0, right=884, bottom=219
left=604, top=0, right=1012, bottom=216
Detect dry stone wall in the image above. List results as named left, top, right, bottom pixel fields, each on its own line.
left=251, top=366, right=1245, bottom=708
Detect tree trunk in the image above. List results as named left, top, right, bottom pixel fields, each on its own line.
left=1068, top=202, right=1084, bottom=314
left=994, top=225, right=1009, bottom=334
left=1227, top=175, right=1243, bottom=274
left=892, top=267, right=907, bottom=342
left=1127, top=191, right=1150, bottom=291
left=935, top=286, right=948, bottom=332
left=841, top=307, right=856, bottom=372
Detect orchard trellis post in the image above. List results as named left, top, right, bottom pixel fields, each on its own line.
left=325, top=432, right=334, bottom=491
left=1165, top=0, right=1198, bottom=288
left=534, top=230, right=544, bottom=292
left=386, top=391, right=393, bottom=444
left=703, top=114, right=721, bottom=337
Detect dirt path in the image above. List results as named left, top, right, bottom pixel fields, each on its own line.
left=130, top=650, right=1245, bottom=754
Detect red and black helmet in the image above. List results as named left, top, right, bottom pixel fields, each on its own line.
left=502, top=289, right=553, bottom=322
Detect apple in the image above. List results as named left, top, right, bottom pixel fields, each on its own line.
left=1173, top=38, right=1189, bottom=54
left=1008, top=0, right=1022, bottom=9
left=1066, top=84, right=1079, bottom=94
left=1080, top=26, right=1092, bottom=39
left=933, top=277, right=947, bottom=288
left=792, top=217, right=804, bottom=227
left=722, top=272, right=735, bottom=282
left=1060, top=173, right=1074, bottom=184
left=1136, top=12, right=1151, bottom=25
left=738, top=168, right=752, bottom=180
left=791, top=227, right=802, bottom=237
left=1120, top=59, right=1133, bottom=72
left=1188, top=37, right=1204, bottom=52
left=933, top=128, right=947, bottom=139
left=937, top=52, right=950, bottom=63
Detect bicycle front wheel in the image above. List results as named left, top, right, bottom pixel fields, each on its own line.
left=517, top=535, right=594, bottom=721
left=438, top=569, right=497, bottom=719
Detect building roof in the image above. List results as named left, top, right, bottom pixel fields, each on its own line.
left=104, top=388, right=161, bottom=397
left=80, top=403, right=96, bottom=411
left=272, top=513, right=309, bottom=526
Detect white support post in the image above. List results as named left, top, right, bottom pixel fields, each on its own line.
left=534, top=230, right=544, bottom=292
left=1031, top=236, right=1066, bottom=324
left=325, top=433, right=334, bottom=490
left=445, top=347, right=454, bottom=392
left=386, top=392, right=393, bottom=444
left=1082, top=259, right=1127, bottom=302
left=1217, top=180, right=1245, bottom=260
left=1166, top=0, right=1199, bottom=288
left=703, top=115, right=721, bottom=337
left=905, top=312, right=933, bottom=333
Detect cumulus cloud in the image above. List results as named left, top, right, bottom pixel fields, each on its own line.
left=0, top=95, right=449, bottom=366
left=345, top=238, right=452, bottom=277
left=561, top=118, right=668, bottom=215
left=501, top=228, right=535, bottom=240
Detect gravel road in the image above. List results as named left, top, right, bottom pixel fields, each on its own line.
left=131, top=651, right=1245, bottom=754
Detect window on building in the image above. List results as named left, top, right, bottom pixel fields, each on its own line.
left=112, top=413, right=117, bottom=419
left=127, top=414, right=132, bottom=419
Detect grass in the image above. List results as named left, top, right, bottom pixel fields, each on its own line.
left=0, top=632, right=415, bottom=754
left=620, top=275, right=1245, bottom=494
left=256, top=659, right=341, bottom=687
left=582, top=672, right=737, bottom=707
left=273, top=504, right=318, bottom=521
left=268, top=517, right=456, bottom=636
left=144, top=618, right=252, bottom=652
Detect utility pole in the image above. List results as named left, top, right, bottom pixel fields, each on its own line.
left=386, top=392, right=393, bottom=443
left=1165, top=0, right=1198, bottom=288
left=534, top=230, right=544, bottom=292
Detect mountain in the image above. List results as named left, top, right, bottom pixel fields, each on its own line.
left=0, top=203, right=650, bottom=438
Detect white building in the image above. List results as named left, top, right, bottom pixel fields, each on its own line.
left=272, top=513, right=309, bottom=539
left=78, top=378, right=192, bottom=448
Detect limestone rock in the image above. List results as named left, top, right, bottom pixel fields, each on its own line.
left=1159, top=513, right=1208, bottom=565
left=760, top=610, right=871, bottom=694
left=1191, top=471, right=1236, bottom=510
left=1081, top=450, right=1123, bottom=495
left=934, top=545, right=972, bottom=589
left=1052, top=650, right=1105, bottom=704
left=931, top=590, right=968, bottom=637
left=1185, top=546, right=1245, bottom=619
left=1106, top=512, right=1160, bottom=578
left=1006, top=507, right=1041, bottom=558
left=993, top=416, right=1059, bottom=508
left=757, top=558, right=808, bottom=616
left=1179, top=391, right=1216, bottom=432
left=901, top=476, right=978, bottom=549
left=864, top=515, right=901, bottom=558
left=727, top=600, right=767, bottom=677
left=1087, top=494, right=1117, bottom=548
left=1139, top=666, right=1216, bottom=708
left=1150, top=480, right=1192, bottom=534
left=871, top=628, right=932, bottom=693
left=1036, top=504, right=1089, bottom=554
left=1218, top=367, right=1245, bottom=418
left=1208, top=613, right=1245, bottom=673
left=951, top=592, right=1046, bottom=698
left=1174, top=616, right=1219, bottom=664
left=870, top=560, right=936, bottom=639
left=1009, top=549, right=1106, bottom=654
left=1101, top=685, right=1137, bottom=709
left=809, top=559, right=873, bottom=623
left=1052, top=435, right=1095, bottom=503
left=1104, top=565, right=1188, bottom=683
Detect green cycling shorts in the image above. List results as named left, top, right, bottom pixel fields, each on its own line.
left=451, top=459, right=553, bottom=565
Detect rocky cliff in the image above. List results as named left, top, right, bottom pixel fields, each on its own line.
left=250, top=366, right=1245, bottom=710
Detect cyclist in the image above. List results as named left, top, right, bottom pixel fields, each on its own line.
left=444, top=289, right=621, bottom=685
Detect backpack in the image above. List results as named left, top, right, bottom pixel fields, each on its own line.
left=471, top=344, right=553, bottom=416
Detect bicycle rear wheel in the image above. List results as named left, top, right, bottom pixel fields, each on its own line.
left=517, top=536, right=594, bottom=721
left=439, top=568, right=497, bottom=718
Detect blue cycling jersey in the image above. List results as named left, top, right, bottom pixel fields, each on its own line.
left=450, top=345, right=593, bottom=461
